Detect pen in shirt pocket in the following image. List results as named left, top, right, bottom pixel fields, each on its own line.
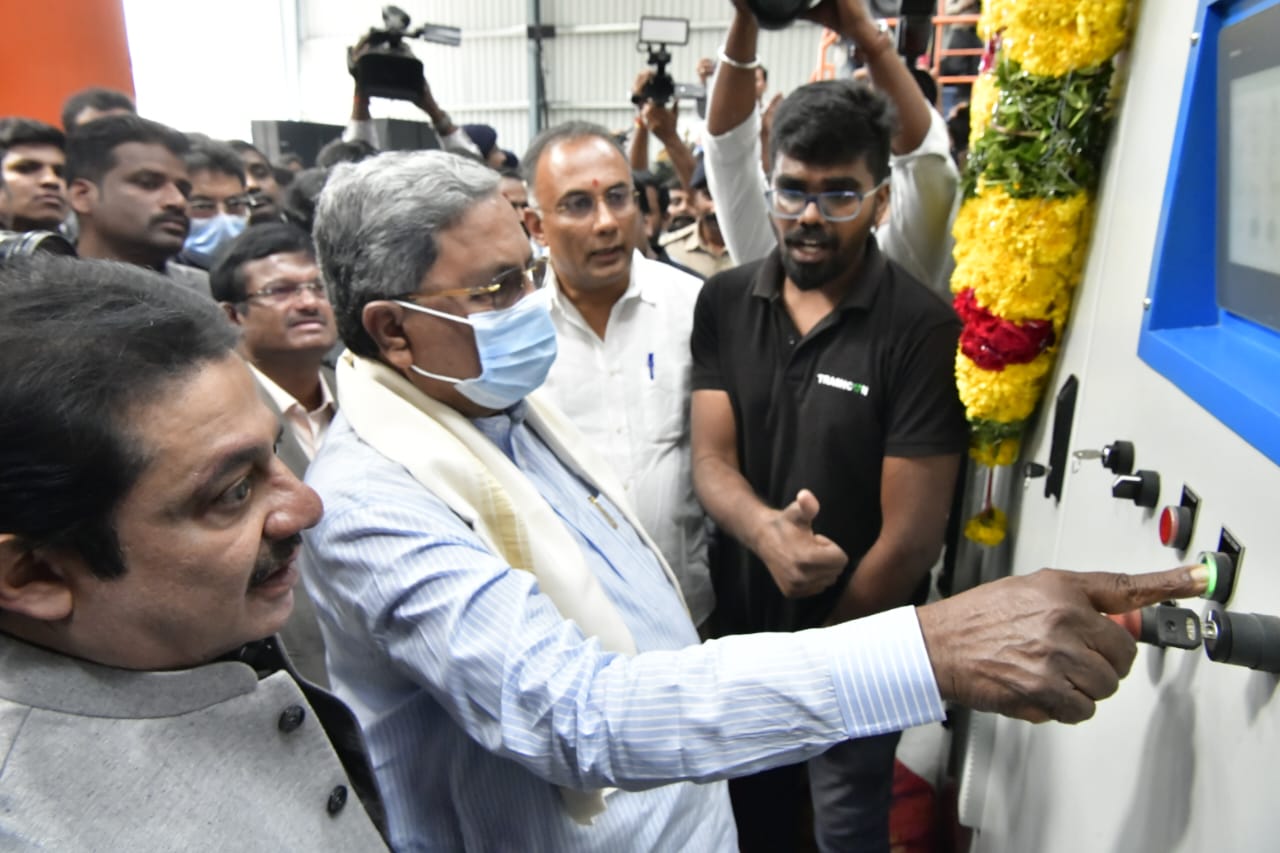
left=647, top=352, right=654, bottom=381
left=588, top=492, right=618, bottom=528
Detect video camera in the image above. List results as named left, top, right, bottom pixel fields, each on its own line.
left=348, top=5, right=462, bottom=102
left=746, top=0, right=918, bottom=29
left=631, top=17, right=698, bottom=108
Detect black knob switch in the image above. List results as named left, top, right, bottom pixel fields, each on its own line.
left=1111, top=470, right=1160, bottom=508
left=1101, top=440, right=1134, bottom=475
left=1203, top=608, right=1280, bottom=673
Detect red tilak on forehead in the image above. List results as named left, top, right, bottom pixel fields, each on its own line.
left=592, top=178, right=599, bottom=188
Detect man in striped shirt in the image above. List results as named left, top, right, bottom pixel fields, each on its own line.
left=301, top=148, right=1207, bottom=852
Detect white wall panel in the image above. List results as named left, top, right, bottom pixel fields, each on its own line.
left=962, top=0, right=1280, bottom=850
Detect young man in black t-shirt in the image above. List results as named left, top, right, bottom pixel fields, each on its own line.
left=690, top=78, right=967, bottom=853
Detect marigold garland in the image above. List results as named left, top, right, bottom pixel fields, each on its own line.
left=955, top=288, right=1055, bottom=370
left=980, top=0, right=1130, bottom=78
left=950, top=189, right=1092, bottom=329
left=970, top=434, right=1021, bottom=468
left=964, top=506, right=1009, bottom=547
left=953, top=0, right=1132, bottom=545
left=956, top=350, right=1055, bottom=424
left=968, top=72, right=998, bottom=146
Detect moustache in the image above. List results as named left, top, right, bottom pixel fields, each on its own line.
left=248, top=533, right=302, bottom=588
left=152, top=212, right=189, bottom=229
left=784, top=227, right=836, bottom=251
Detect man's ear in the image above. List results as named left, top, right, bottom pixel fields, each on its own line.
left=362, top=302, right=415, bottom=370
left=872, top=181, right=891, bottom=226
left=0, top=535, right=74, bottom=622
left=67, top=178, right=98, bottom=217
left=221, top=301, right=244, bottom=327
left=524, top=207, right=548, bottom=247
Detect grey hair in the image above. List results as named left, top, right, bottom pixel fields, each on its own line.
left=521, top=120, right=626, bottom=202
left=313, top=150, right=501, bottom=358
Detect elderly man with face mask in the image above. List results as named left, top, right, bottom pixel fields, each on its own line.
left=297, top=148, right=1208, bottom=853
left=0, top=256, right=388, bottom=850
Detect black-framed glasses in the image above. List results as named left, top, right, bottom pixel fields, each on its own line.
left=553, top=186, right=639, bottom=220
left=403, top=257, right=548, bottom=313
left=765, top=182, right=885, bottom=222
left=245, top=281, right=328, bottom=304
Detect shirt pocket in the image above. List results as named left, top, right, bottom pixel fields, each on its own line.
left=638, top=352, right=688, bottom=444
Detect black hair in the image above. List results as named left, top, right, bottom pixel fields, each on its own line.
left=185, top=139, right=247, bottom=185
left=909, top=67, right=939, bottom=110
left=947, top=104, right=971, bottom=155
left=65, top=114, right=189, bottom=186
left=0, top=118, right=66, bottom=156
left=60, top=87, right=136, bottom=132
left=0, top=256, right=238, bottom=579
left=209, top=222, right=315, bottom=303
left=226, top=139, right=265, bottom=159
left=281, top=167, right=329, bottom=234
left=521, top=121, right=625, bottom=194
left=768, top=80, right=895, bottom=182
left=315, top=138, right=378, bottom=169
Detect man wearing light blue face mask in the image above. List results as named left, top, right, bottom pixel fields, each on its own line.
left=298, top=149, right=1211, bottom=853
left=177, top=139, right=250, bottom=270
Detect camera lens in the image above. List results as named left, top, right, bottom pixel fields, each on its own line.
left=746, top=0, right=824, bottom=29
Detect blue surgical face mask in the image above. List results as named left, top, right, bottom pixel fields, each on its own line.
left=396, top=287, right=558, bottom=410
left=183, top=213, right=247, bottom=265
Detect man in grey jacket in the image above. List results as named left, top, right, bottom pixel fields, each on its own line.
left=0, top=256, right=387, bottom=851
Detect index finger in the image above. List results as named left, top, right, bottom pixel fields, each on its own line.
left=1074, top=565, right=1210, bottom=614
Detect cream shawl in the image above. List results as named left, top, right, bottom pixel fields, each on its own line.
left=335, top=352, right=688, bottom=822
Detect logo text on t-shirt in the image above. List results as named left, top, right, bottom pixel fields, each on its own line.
left=816, top=372, right=870, bottom=396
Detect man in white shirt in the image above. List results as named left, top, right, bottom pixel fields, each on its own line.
left=523, top=122, right=714, bottom=626
left=211, top=221, right=339, bottom=684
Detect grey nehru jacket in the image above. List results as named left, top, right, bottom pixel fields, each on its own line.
left=0, top=633, right=388, bottom=852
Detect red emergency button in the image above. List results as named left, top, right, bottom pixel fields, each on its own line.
left=1159, top=505, right=1192, bottom=550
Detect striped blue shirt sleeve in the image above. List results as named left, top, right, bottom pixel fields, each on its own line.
left=307, top=479, right=944, bottom=794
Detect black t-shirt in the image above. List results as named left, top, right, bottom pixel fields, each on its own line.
left=691, top=240, right=968, bottom=633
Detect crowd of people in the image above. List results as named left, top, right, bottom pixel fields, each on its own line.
left=0, top=1, right=1208, bottom=851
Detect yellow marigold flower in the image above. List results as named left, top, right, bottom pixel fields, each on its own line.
left=956, top=351, right=1055, bottom=423
left=969, top=73, right=998, bottom=146
left=982, top=0, right=1130, bottom=77
left=971, top=435, right=1021, bottom=467
left=949, top=190, right=1092, bottom=323
left=964, top=506, right=1008, bottom=547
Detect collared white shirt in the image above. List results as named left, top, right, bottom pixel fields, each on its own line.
left=540, top=251, right=715, bottom=626
left=249, top=364, right=335, bottom=460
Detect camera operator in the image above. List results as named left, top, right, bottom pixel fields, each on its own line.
left=0, top=119, right=69, bottom=236
left=342, top=48, right=484, bottom=162
left=705, top=0, right=959, bottom=294
left=628, top=69, right=696, bottom=197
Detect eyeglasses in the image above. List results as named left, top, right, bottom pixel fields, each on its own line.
left=765, top=182, right=885, bottom=222
left=403, top=257, right=548, bottom=313
left=552, top=186, right=639, bottom=220
left=245, top=281, right=328, bottom=304
left=188, top=195, right=251, bottom=218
